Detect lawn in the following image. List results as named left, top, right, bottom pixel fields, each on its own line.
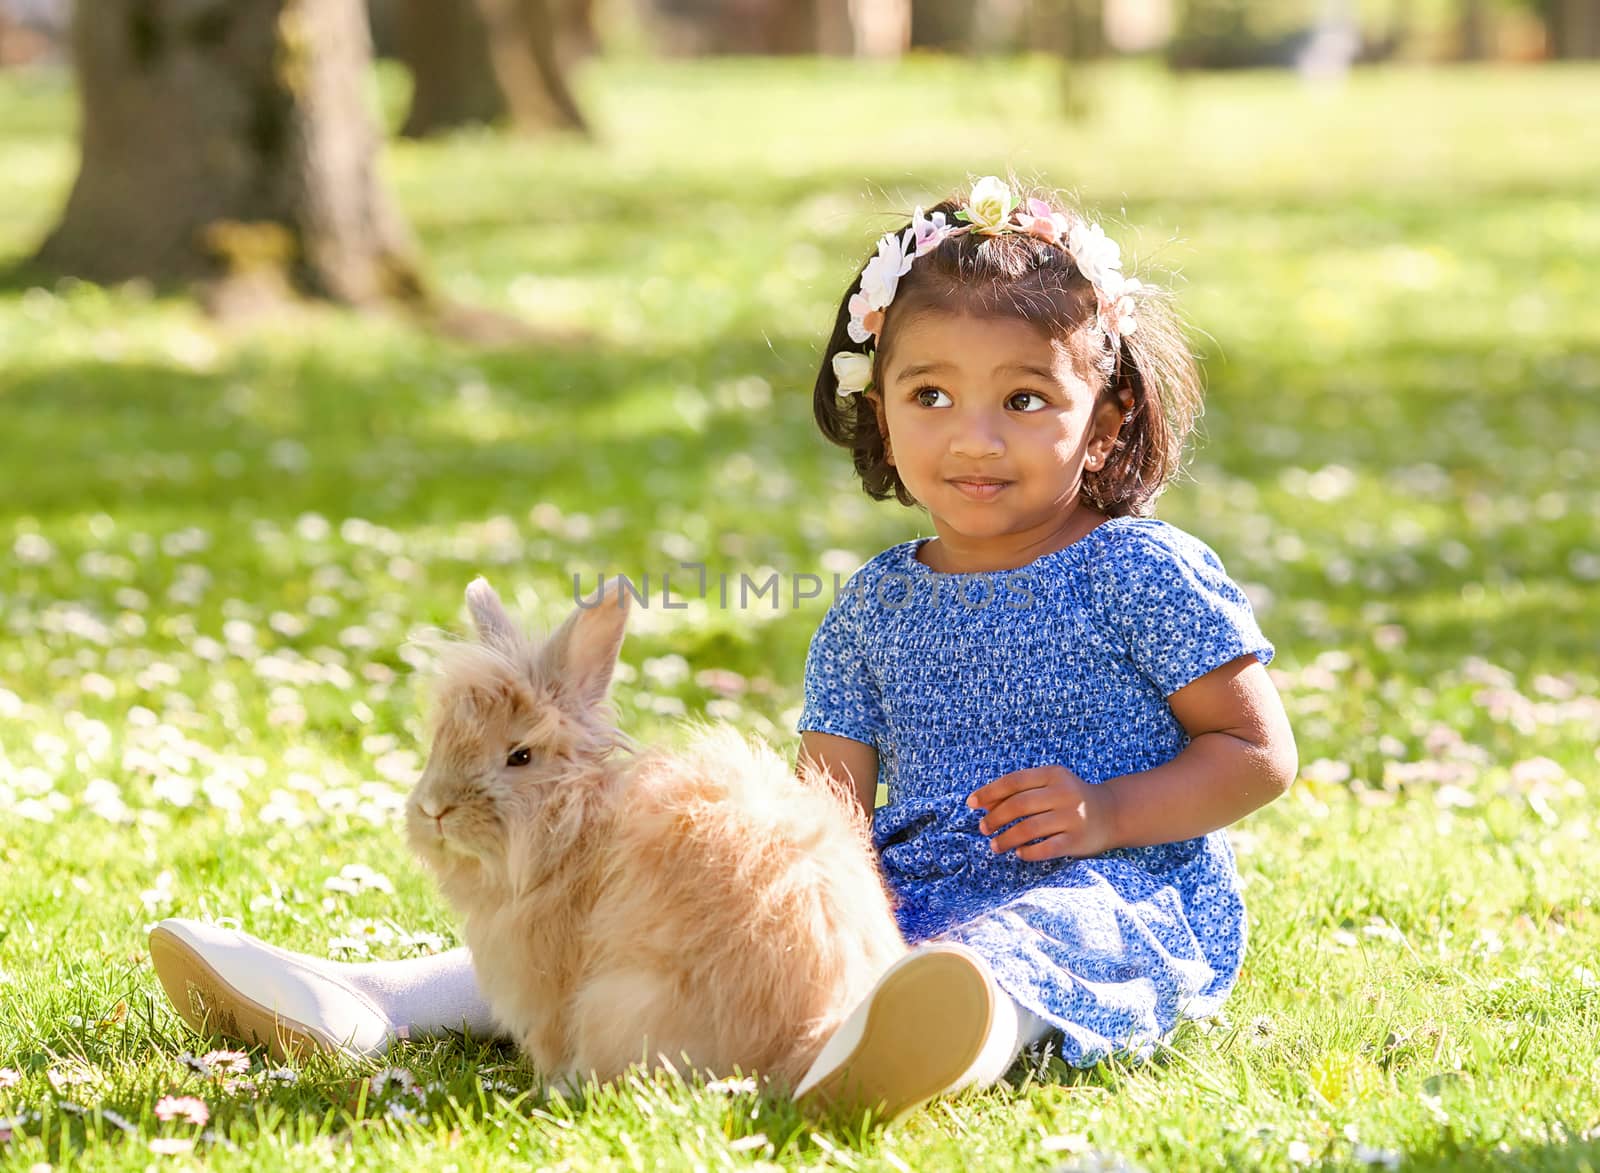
left=1, top=54, right=1598, bottom=1171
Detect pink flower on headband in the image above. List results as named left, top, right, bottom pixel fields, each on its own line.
left=1013, top=198, right=1073, bottom=245
left=1107, top=279, right=1142, bottom=337
left=911, top=207, right=953, bottom=256
left=847, top=292, right=884, bottom=343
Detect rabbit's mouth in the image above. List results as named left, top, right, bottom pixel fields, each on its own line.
left=409, top=810, right=499, bottom=867
left=406, top=811, right=460, bottom=857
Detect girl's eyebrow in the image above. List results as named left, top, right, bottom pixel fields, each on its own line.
left=996, top=362, right=1061, bottom=382
left=893, top=360, right=954, bottom=381
left=893, top=360, right=1060, bottom=382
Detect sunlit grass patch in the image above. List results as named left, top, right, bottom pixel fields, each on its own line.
left=2, top=57, right=1599, bottom=1170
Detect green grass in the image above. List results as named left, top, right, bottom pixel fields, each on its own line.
left=2, top=55, right=1599, bottom=1170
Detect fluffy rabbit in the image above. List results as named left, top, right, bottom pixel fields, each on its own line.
left=405, top=576, right=907, bottom=1089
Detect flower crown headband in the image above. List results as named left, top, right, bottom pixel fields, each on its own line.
left=830, top=176, right=1141, bottom=396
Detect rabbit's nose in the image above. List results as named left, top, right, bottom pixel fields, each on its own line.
left=418, top=802, right=457, bottom=830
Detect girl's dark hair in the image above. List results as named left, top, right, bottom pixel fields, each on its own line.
left=812, top=191, right=1202, bottom=517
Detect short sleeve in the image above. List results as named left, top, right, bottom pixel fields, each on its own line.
left=1093, top=522, right=1274, bottom=697
left=795, top=588, right=887, bottom=748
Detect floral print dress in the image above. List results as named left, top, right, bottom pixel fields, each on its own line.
left=796, top=517, right=1274, bottom=1064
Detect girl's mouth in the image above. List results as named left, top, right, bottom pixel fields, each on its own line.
left=948, top=478, right=1011, bottom=501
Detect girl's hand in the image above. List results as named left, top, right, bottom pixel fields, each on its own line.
left=967, top=765, right=1118, bottom=861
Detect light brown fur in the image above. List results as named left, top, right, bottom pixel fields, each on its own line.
left=405, top=577, right=907, bottom=1088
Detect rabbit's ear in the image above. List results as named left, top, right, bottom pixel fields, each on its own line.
left=466, top=577, right=519, bottom=649
left=547, top=576, right=631, bottom=708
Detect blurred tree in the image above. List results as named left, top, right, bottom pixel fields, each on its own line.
left=1030, top=0, right=1105, bottom=119
left=911, top=0, right=977, bottom=47
left=645, top=0, right=907, bottom=56
left=29, top=0, right=421, bottom=307
left=1166, top=0, right=1314, bottom=68
left=1539, top=0, right=1600, bottom=57
left=1459, top=0, right=1490, bottom=57
left=853, top=0, right=913, bottom=56
left=396, top=0, right=590, bottom=137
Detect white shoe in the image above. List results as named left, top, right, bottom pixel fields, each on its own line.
left=794, top=942, right=996, bottom=1123
left=148, top=919, right=395, bottom=1062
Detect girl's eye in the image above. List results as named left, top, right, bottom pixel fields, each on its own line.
left=1009, top=391, right=1048, bottom=412
left=913, top=385, right=952, bottom=407
left=506, top=747, right=533, bottom=768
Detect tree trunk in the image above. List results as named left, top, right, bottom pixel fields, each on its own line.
left=855, top=0, right=913, bottom=57
left=396, top=0, right=588, bottom=137
left=396, top=0, right=506, bottom=134
left=1459, top=0, right=1490, bottom=59
left=31, top=0, right=420, bottom=307
left=1547, top=0, right=1600, bottom=58
left=816, top=0, right=854, bottom=54
left=1036, top=0, right=1103, bottom=120
left=911, top=0, right=977, bottom=49
left=479, top=0, right=589, bottom=133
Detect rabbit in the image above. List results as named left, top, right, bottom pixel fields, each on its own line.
left=404, top=575, right=908, bottom=1090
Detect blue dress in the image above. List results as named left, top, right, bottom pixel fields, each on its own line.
left=795, top=517, right=1274, bottom=1066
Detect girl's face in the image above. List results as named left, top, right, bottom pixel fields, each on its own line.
left=867, top=310, right=1124, bottom=571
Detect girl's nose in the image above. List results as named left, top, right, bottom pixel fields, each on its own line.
left=949, top=411, right=1005, bottom=458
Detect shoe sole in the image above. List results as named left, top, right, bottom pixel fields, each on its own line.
left=797, top=947, right=994, bottom=1123
left=148, top=925, right=340, bottom=1063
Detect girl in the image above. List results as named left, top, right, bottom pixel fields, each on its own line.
left=784, top=176, right=1298, bottom=1116
left=148, top=176, right=1296, bottom=1122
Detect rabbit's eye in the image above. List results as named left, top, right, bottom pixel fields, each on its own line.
left=506, top=746, right=533, bottom=768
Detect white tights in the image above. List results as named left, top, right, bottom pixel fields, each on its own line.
left=271, top=941, right=1048, bottom=1087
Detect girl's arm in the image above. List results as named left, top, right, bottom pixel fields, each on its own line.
left=797, top=730, right=878, bottom=825
left=1103, top=654, right=1298, bottom=848
left=970, top=655, right=1297, bottom=859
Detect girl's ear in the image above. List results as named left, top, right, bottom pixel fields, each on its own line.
left=1084, top=396, right=1126, bottom=472
left=546, top=578, right=631, bottom=708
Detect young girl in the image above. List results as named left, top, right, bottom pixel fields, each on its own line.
left=783, top=176, right=1298, bottom=1115
left=148, top=176, right=1295, bottom=1121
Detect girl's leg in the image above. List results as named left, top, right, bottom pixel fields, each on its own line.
left=794, top=941, right=1049, bottom=1121
left=148, top=918, right=503, bottom=1062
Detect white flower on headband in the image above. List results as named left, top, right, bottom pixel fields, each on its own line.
left=861, top=229, right=914, bottom=307
left=961, top=176, right=1017, bottom=234
left=1066, top=219, right=1126, bottom=300
left=832, top=350, right=874, bottom=395
left=848, top=228, right=914, bottom=343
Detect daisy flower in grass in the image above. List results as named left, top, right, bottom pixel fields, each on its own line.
left=324, top=864, right=394, bottom=895
left=46, top=1061, right=98, bottom=1091
left=369, top=1067, right=416, bottom=1097
left=0, top=1067, right=19, bottom=1088
left=201, top=1049, right=250, bottom=1076
left=1, top=1111, right=41, bottom=1144
left=154, top=1095, right=210, bottom=1126
left=176, top=1051, right=213, bottom=1078
left=398, top=929, right=446, bottom=955
left=346, top=918, right=395, bottom=947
